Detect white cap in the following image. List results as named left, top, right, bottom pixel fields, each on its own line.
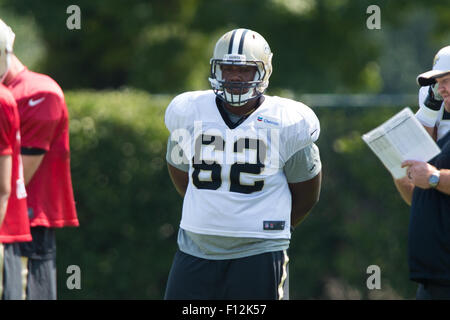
left=417, top=46, right=450, bottom=86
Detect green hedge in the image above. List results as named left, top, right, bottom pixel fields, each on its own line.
left=58, top=89, right=178, bottom=299
left=56, top=89, right=416, bottom=299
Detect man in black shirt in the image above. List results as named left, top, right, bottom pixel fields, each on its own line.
left=394, top=50, right=450, bottom=299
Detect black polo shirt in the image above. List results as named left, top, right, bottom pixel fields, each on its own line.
left=408, top=131, right=450, bottom=285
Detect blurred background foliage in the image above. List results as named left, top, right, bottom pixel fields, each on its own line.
left=0, top=0, right=449, bottom=299
left=2, top=0, right=450, bottom=94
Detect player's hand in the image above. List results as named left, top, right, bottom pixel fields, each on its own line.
left=424, top=83, right=443, bottom=111
left=401, top=160, right=436, bottom=189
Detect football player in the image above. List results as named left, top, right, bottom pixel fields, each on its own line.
left=164, top=28, right=322, bottom=299
left=0, top=20, right=31, bottom=299
left=0, top=18, right=78, bottom=300
left=416, top=46, right=450, bottom=141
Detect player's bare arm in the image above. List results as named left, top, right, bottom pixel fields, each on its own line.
left=0, top=154, right=12, bottom=225
left=167, top=163, right=189, bottom=197
left=21, top=153, right=45, bottom=186
left=289, top=170, right=322, bottom=227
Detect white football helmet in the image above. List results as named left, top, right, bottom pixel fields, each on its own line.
left=0, top=19, right=15, bottom=81
left=209, top=28, right=273, bottom=107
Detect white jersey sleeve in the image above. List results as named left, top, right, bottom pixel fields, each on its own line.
left=164, top=92, right=195, bottom=133
left=283, top=143, right=322, bottom=183
left=165, top=91, right=209, bottom=164
left=278, top=97, right=320, bottom=163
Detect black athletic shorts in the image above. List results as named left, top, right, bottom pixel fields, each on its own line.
left=18, top=227, right=57, bottom=300
left=164, top=249, right=289, bottom=300
left=19, top=227, right=56, bottom=260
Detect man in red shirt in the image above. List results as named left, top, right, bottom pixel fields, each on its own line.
left=0, top=80, right=31, bottom=298
left=1, top=19, right=78, bottom=300
left=0, top=19, right=31, bottom=300
left=0, top=85, right=28, bottom=239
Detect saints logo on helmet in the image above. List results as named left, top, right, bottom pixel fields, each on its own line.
left=209, top=28, right=273, bottom=107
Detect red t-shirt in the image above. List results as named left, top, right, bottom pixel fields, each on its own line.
left=0, top=84, right=31, bottom=243
left=7, top=68, right=78, bottom=228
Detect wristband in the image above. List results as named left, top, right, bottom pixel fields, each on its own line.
left=415, top=106, right=441, bottom=127
left=416, top=86, right=442, bottom=127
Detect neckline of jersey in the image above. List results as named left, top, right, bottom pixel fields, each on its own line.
left=215, top=96, right=266, bottom=130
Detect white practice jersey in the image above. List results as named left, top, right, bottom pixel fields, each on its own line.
left=165, top=90, right=320, bottom=239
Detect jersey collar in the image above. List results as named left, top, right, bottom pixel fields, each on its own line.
left=215, top=96, right=264, bottom=129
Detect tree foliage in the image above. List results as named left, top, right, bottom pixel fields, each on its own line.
left=2, top=0, right=449, bottom=94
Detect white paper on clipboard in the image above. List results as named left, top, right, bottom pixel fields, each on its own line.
left=362, top=107, right=441, bottom=179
